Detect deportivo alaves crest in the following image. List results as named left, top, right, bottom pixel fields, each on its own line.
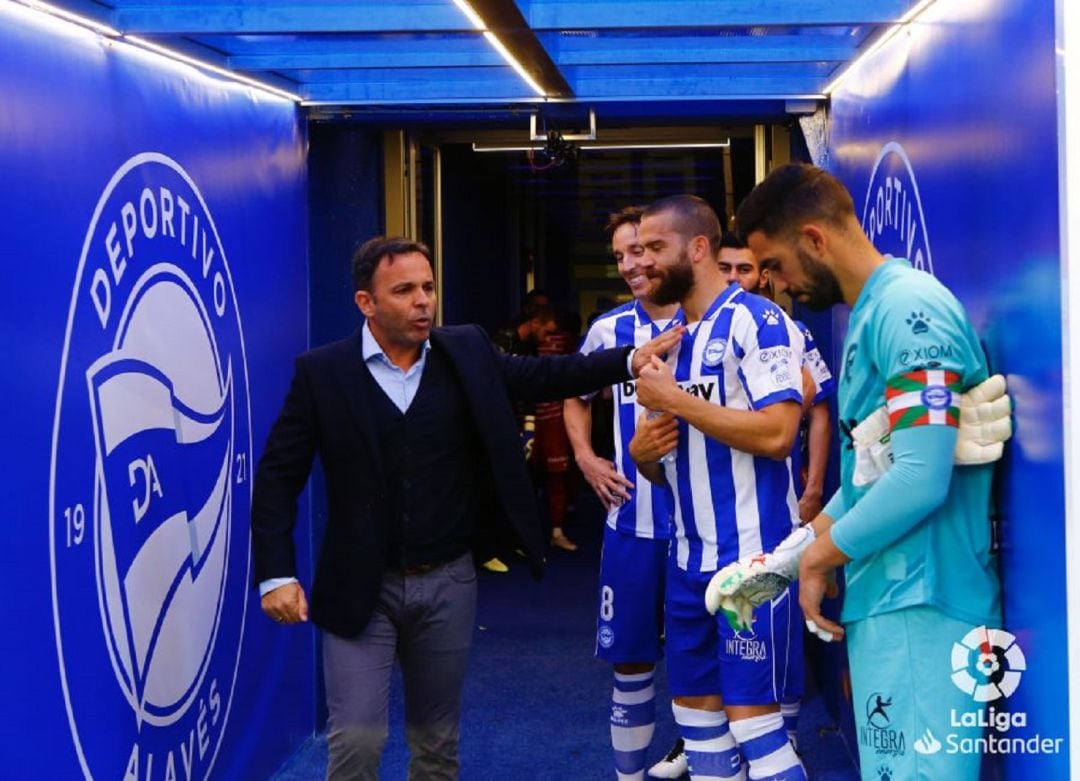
left=862, top=142, right=933, bottom=276
left=50, top=153, right=252, bottom=780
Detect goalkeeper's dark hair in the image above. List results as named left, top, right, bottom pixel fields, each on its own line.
left=735, top=163, right=856, bottom=243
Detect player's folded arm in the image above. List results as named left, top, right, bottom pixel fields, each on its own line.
left=829, top=425, right=956, bottom=560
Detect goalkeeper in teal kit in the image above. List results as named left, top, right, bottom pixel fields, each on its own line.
left=714, top=164, right=1011, bottom=780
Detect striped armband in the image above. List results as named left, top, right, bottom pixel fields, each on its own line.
left=885, top=369, right=962, bottom=431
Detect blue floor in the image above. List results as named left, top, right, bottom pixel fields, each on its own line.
left=272, top=498, right=860, bottom=780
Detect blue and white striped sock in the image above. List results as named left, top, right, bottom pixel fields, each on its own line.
left=672, top=703, right=744, bottom=780
left=780, top=699, right=801, bottom=750
left=611, top=670, right=656, bottom=781
left=728, top=712, right=806, bottom=780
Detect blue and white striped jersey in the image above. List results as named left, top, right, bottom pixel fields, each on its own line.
left=795, top=320, right=836, bottom=404
left=580, top=300, right=675, bottom=540
left=664, top=284, right=804, bottom=573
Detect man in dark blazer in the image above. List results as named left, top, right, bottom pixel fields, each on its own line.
left=252, top=236, right=681, bottom=780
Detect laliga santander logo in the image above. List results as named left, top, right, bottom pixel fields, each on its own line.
left=50, top=154, right=252, bottom=779
left=862, top=142, right=934, bottom=276
left=951, top=626, right=1026, bottom=702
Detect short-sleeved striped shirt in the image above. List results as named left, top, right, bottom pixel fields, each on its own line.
left=580, top=300, right=675, bottom=539
left=663, top=284, right=804, bottom=573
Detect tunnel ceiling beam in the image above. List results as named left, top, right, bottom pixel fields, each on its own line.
left=226, top=38, right=503, bottom=71
left=521, top=0, right=919, bottom=29
left=547, top=34, right=861, bottom=66
left=112, top=3, right=475, bottom=33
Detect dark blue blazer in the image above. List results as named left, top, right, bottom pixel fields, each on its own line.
left=251, top=324, right=632, bottom=637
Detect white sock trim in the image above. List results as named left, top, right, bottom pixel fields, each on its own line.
left=672, top=703, right=729, bottom=728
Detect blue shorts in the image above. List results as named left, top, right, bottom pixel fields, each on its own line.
left=595, top=525, right=668, bottom=664
left=665, top=558, right=802, bottom=705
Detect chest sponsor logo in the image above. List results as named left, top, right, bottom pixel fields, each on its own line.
left=899, top=343, right=953, bottom=366
left=620, top=378, right=717, bottom=402
left=862, top=141, right=934, bottom=275
left=50, top=154, right=251, bottom=780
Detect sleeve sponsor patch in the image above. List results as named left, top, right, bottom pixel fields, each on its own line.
left=885, top=369, right=961, bottom=430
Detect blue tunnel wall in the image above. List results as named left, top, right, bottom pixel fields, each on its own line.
left=0, top=0, right=1073, bottom=777
left=826, top=0, right=1068, bottom=775
left=0, top=5, right=315, bottom=778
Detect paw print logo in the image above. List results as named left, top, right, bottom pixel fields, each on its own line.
left=762, top=309, right=781, bottom=326
left=877, top=765, right=893, bottom=781
left=906, top=311, right=930, bottom=335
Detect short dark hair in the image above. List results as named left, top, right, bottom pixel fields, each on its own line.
left=735, top=163, right=855, bottom=243
left=642, top=195, right=722, bottom=254
left=514, top=303, right=557, bottom=328
left=351, top=236, right=432, bottom=292
left=605, top=205, right=646, bottom=237
left=719, top=231, right=746, bottom=250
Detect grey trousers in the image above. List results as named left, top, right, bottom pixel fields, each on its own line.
left=323, top=553, right=478, bottom=781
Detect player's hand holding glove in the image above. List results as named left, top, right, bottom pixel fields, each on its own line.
left=705, top=525, right=816, bottom=632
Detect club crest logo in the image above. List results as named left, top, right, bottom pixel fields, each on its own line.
left=50, top=153, right=251, bottom=779
left=862, top=142, right=934, bottom=276
left=702, top=338, right=727, bottom=367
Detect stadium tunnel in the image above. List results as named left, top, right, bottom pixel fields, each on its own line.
left=2, top=0, right=1078, bottom=778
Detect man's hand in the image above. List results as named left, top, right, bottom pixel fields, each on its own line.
left=631, top=326, right=684, bottom=377
left=798, top=536, right=845, bottom=642
left=629, top=411, right=679, bottom=464
left=635, top=356, right=681, bottom=412
left=577, top=452, right=635, bottom=511
left=261, top=581, right=309, bottom=625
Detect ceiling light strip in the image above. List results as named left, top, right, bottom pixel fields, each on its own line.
left=7, top=0, right=300, bottom=102
left=823, top=0, right=938, bottom=95
left=451, top=0, right=547, bottom=97
left=125, top=36, right=301, bottom=102
left=472, top=140, right=731, bottom=152
left=15, top=0, right=119, bottom=35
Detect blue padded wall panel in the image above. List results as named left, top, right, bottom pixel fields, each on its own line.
left=827, top=0, right=1066, bottom=776
left=0, top=6, right=312, bottom=778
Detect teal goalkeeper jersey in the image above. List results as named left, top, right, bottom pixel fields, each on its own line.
left=830, top=258, right=1001, bottom=625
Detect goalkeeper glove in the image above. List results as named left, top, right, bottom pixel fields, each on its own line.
left=705, top=525, right=816, bottom=631
left=852, top=374, right=1011, bottom=487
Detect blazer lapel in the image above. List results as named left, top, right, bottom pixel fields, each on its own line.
left=331, top=329, right=386, bottom=481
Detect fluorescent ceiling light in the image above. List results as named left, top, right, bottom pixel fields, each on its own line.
left=473, top=140, right=731, bottom=152
left=8, top=0, right=299, bottom=102
left=450, top=0, right=547, bottom=97
left=125, top=35, right=301, bottom=102
left=824, top=0, right=938, bottom=94
left=450, top=0, right=486, bottom=31
left=13, top=0, right=120, bottom=35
